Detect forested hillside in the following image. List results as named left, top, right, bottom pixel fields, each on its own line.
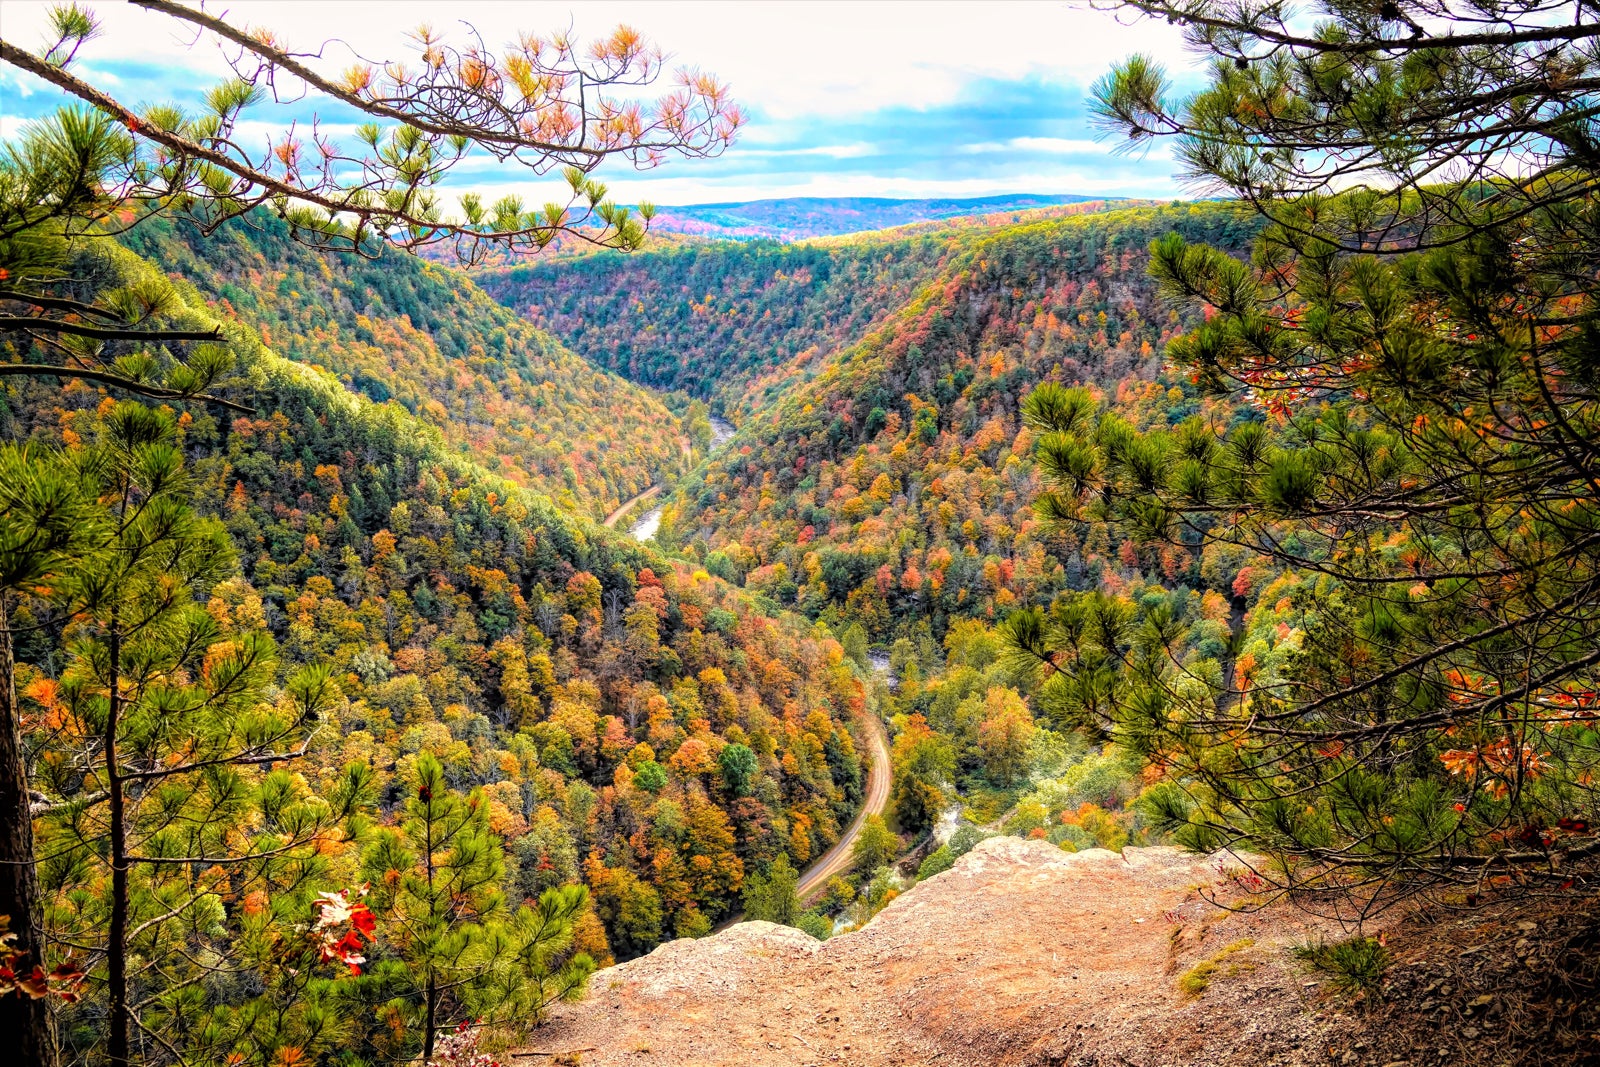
left=652, top=204, right=1259, bottom=632
left=478, top=200, right=1151, bottom=418
left=5, top=232, right=872, bottom=1063
left=8, top=0, right=1600, bottom=1063
left=120, top=215, right=690, bottom=520
left=485, top=200, right=1271, bottom=858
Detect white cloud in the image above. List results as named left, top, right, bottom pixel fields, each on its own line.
left=0, top=1, right=1197, bottom=203
left=0, top=0, right=1191, bottom=119
left=729, top=143, right=878, bottom=160
left=963, top=137, right=1107, bottom=155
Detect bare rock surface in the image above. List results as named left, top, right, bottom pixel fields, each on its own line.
left=525, top=838, right=1350, bottom=1066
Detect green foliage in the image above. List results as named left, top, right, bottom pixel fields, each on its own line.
left=3, top=207, right=874, bottom=1064
left=851, top=814, right=901, bottom=873
left=26, top=403, right=340, bottom=1066
left=946, top=824, right=989, bottom=859
left=840, top=622, right=870, bottom=669
left=999, top=0, right=1600, bottom=911
left=1293, top=937, right=1390, bottom=997
left=916, top=844, right=955, bottom=880
left=742, top=853, right=801, bottom=926
left=794, top=909, right=833, bottom=941
left=718, top=742, right=758, bottom=797
left=118, top=212, right=688, bottom=520
left=843, top=866, right=902, bottom=929
left=887, top=716, right=955, bottom=836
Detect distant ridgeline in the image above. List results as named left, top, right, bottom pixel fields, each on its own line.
left=632, top=194, right=1114, bottom=242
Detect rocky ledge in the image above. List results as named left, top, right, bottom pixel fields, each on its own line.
left=522, top=839, right=1349, bottom=1066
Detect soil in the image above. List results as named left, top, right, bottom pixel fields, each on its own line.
left=523, top=840, right=1349, bottom=1066
left=522, top=840, right=1600, bottom=1066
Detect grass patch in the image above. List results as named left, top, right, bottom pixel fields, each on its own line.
left=1176, top=938, right=1256, bottom=997
left=1292, top=935, right=1390, bottom=995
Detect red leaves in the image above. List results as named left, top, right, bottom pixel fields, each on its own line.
left=312, top=887, right=376, bottom=976
left=0, top=917, right=84, bottom=1002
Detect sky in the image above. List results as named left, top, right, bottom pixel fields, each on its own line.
left=0, top=1, right=1202, bottom=206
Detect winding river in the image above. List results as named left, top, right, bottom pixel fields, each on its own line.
left=627, top=416, right=735, bottom=541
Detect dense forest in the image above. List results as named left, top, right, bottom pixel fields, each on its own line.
left=477, top=199, right=1155, bottom=418
left=119, top=215, right=692, bottom=521
left=497, top=200, right=1275, bottom=845
left=5, top=0, right=1600, bottom=1064
left=5, top=225, right=871, bottom=1064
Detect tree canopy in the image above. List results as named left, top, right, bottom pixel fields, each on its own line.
left=1000, top=0, right=1600, bottom=914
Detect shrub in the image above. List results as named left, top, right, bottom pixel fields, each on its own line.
left=947, top=824, right=989, bottom=858
left=1292, top=936, right=1390, bottom=996
left=917, top=844, right=955, bottom=881
left=795, top=910, right=833, bottom=941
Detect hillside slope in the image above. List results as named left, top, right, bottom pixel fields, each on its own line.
left=475, top=200, right=1149, bottom=419
left=120, top=214, right=688, bottom=520
left=654, top=203, right=1261, bottom=637
left=11, top=236, right=879, bottom=981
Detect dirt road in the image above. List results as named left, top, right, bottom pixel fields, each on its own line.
left=797, top=707, right=891, bottom=901
left=600, top=484, right=662, bottom=529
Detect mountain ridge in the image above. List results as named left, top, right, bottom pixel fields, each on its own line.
left=630, top=194, right=1114, bottom=242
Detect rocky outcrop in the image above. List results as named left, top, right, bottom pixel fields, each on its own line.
left=524, top=839, right=1348, bottom=1066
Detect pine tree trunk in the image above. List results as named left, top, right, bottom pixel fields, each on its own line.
left=423, top=800, right=437, bottom=1066
left=0, top=594, right=56, bottom=1066
left=424, top=974, right=438, bottom=1064
left=106, top=622, right=128, bottom=1067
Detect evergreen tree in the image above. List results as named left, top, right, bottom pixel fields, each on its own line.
left=742, top=854, right=801, bottom=926
left=1004, top=0, right=1600, bottom=911
left=358, top=752, right=592, bottom=1062
left=0, top=443, right=98, bottom=1067
left=362, top=752, right=505, bottom=1063
left=30, top=403, right=338, bottom=1066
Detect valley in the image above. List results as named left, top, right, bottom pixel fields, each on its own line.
left=460, top=196, right=1262, bottom=944
left=623, top=418, right=738, bottom=542
left=3, top=3, right=1598, bottom=1064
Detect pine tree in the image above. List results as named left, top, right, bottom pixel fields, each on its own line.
left=358, top=752, right=592, bottom=1062
left=1003, top=0, right=1600, bottom=911
left=0, top=443, right=99, bottom=1067
left=30, top=403, right=339, bottom=1066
